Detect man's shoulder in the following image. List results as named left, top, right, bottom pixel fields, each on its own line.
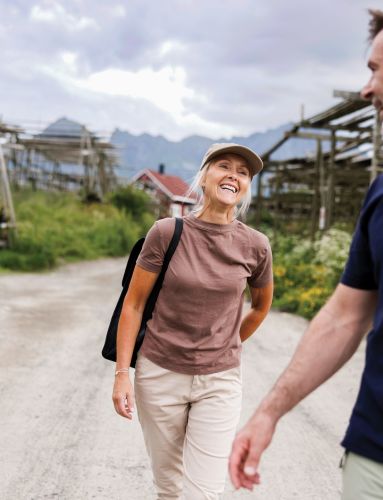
left=364, top=174, right=383, bottom=204
left=357, top=175, right=383, bottom=224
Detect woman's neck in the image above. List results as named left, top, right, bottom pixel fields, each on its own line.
left=195, top=205, right=235, bottom=225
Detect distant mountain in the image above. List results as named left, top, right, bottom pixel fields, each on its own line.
left=110, top=124, right=317, bottom=182
left=39, top=117, right=318, bottom=183
left=40, top=117, right=88, bottom=138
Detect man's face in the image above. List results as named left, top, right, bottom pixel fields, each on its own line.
left=361, top=30, right=383, bottom=118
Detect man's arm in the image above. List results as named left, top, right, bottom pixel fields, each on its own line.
left=229, top=283, right=378, bottom=491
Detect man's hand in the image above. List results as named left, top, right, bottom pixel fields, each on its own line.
left=229, top=411, right=277, bottom=490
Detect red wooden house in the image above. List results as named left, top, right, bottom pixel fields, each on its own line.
left=131, top=165, right=197, bottom=218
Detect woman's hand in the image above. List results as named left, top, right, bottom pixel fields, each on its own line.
left=112, top=373, right=135, bottom=420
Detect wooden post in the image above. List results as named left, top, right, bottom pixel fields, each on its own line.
left=371, top=110, right=382, bottom=183
left=89, top=135, right=98, bottom=196
left=98, top=152, right=107, bottom=198
left=272, top=166, right=281, bottom=244
left=0, top=143, right=17, bottom=232
left=318, top=140, right=326, bottom=231
left=80, top=129, right=89, bottom=197
left=255, top=170, right=264, bottom=227
left=310, top=140, right=321, bottom=240
left=325, top=130, right=336, bottom=229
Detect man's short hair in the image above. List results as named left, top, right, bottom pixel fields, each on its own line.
left=368, top=9, right=383, bottom=42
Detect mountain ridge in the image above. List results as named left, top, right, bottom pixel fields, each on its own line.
left=41, top=117, right=317, bottom=182
left=110, top=123, right=317, bottom=181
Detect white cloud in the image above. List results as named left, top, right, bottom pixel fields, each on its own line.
left=30, top=4, right=57, bottom=22
left=30, top=3, right=98, bottom=31
left=63, top=66, right=197, bottom=117
left=158, top=40, right=186, bottom=58
left=60, top=51, right=78, bottom=73
left=110, top=4, right=126, bottom=18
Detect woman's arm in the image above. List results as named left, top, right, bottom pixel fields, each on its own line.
left=112, top=265, right=159, bottom=419
left=240, top=281, right=273, bottom=342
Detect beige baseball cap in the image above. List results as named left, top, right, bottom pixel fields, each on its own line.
left=200, top=143, right=263, bottom=177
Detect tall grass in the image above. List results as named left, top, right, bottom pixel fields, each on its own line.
left=0, top=189, right=155, bottom=272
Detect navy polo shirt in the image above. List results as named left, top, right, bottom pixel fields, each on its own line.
left=340, top=174, right=383, bottom=463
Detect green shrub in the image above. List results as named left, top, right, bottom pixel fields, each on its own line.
left=0, top=189, right=155, bottom=272
left=107, top=185, right=153, bottom=218
left=268, top=229, right=352, bottom=319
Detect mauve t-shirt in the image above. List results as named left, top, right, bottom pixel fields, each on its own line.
left=136, top=213, right=272, bottom=375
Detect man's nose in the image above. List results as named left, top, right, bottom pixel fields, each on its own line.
left=361, top=80, right=373, bottom=100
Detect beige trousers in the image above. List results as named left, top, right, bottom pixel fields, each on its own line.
left=342, top=451, right=383, bottom=500
left=134, top=353, right=242, bottom=500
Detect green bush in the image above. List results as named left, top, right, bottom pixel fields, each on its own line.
left=269, top=229, right=352, bottom=319
left=0, top=188, right=155, bottom=272
left=107, top=185, right=154, bottom=218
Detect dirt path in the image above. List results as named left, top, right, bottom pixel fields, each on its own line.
left=0, top=259, right=364, bottom=499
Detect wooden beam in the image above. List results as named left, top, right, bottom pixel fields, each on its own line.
left=262, top=124, right=300, bottom=160
left=333, top=89, right=364, bottom=101
left=285, top=130, right=359, bottom=142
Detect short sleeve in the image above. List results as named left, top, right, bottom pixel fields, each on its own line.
left=136, top=222, right=165, bottom=273
left=340, top=221, right=377, bottom=290
left=248, top=238, right=273, bottom=288
left=340, top=179, right=382, bottom=291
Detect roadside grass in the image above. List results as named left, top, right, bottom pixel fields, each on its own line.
left=0, top=188, right=155, bottom=272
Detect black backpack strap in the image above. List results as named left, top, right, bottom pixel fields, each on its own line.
left=141, top=216, right=183, bottom=323
left=161, top=217, right=183, bottom=272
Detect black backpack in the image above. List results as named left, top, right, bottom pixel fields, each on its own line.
left=102, top=217, right=183, bottom=367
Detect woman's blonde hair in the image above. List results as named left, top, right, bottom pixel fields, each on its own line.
left=186, top=156, right=253, bottom=219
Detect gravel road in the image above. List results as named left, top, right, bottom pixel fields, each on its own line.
left=0, top=258, right=364, bottom=500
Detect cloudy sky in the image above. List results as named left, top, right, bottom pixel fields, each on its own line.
left=1, top=0, right=378, bottom=140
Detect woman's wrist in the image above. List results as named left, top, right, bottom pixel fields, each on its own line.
left=115, top=368, right=130, bottom=376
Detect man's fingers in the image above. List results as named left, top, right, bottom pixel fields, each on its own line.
left=229, top=429, right=265, bottom=490
left=229, top=436, right=249, bottom=489
left=238, top=468, right=260, bottom=490
left=241, top=421, right=273, bottom=479
left=228, top=451, right=242, bottom=489
left=243, top=452, right=260, bottom=479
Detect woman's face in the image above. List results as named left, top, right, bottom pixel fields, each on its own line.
left=201, top=153, right=251, bottom=209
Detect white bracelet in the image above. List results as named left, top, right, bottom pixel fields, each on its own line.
left=115, top=368, right=130, bottom=376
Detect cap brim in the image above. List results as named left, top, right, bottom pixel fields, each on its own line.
left=201, top=145, right=263, bottom=176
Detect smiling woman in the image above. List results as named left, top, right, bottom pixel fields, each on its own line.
left=188, top=143, right=262, bottom=220
left=112, top=142, right=273, bottom=499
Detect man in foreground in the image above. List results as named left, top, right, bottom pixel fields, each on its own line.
left=229, top=9, right=383, bottom=499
